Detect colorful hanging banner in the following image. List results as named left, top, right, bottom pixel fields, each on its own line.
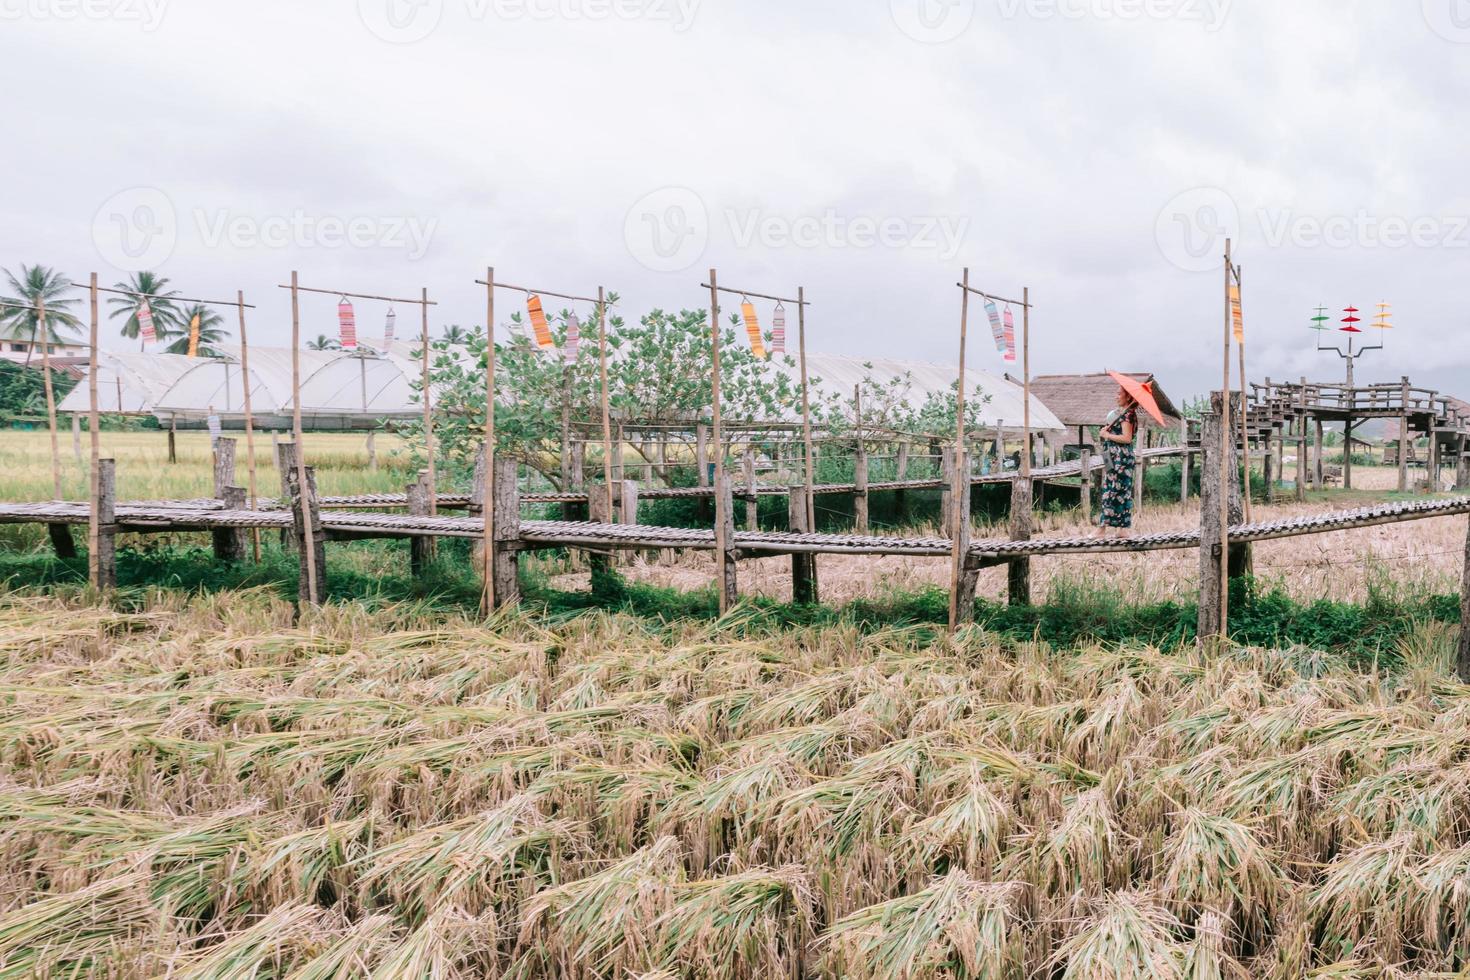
left=1002, top=305, right=1016, bottom=362
left=1341, top=306, right=1362, bottom=333
left=384, top=308, right=396, bottom=345
left=984, top=298, right=1005, bottom=354
left=186, top=312, right=201, bottom=357
left=1373, top=302, right=1393, bottom=329
left=137, top=299, right=156, bottom=345
left=526, top=294, right=555, bottom=350
left=1310, top=306, right=1330, bottom=331
left=1229, top=285, right=1244, bottom=342
left=563, top=311, right=581, bottom=361
left=337, top=298, right=358, bottom=351
left=771, top=303, right=786, bottom=355
left=740, top=300, right=766, bottom=359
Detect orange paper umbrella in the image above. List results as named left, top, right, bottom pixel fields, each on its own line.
left=1107, top=370, right=1166, bottom=426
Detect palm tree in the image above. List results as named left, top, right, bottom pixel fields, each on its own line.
left=165, top=303, right=230, bottom=357
left=107, top=271, right=184, bottom=350
left=441, top=324, right=468, bottom=345
left=307, top=334, right=340, bottom=351
left=0, top=265, right=82, bottom=366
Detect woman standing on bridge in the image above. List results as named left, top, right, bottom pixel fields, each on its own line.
left=1096, top=383, right=1140, bottom=538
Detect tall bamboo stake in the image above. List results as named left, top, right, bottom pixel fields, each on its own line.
left=482, top=266, right=496, bottom=612
left=289, top=271, right=320, bottom=605
left=708, top=268, right=728, bottom=615
left=1236, top=266, right=1251, bottom=521
left=421, top=286, right=436, bottom=518
left=1022, top=285, right=1031, bottom=479
left=1218, top=240, right=1233, bottom=637
left=38, top=295, right=61, bottom=501
left=948, top=268, right=972, bottom=631
left=598, top=286, right=614, bottom=522
left=87, top=274, right=101, bottom=585
left=797, top=285, right=814, bottom=529
left=237, top=290, right=261, bottom=562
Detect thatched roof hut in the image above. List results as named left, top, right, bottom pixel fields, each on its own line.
left=1028, top=372, right=1184, bottom=435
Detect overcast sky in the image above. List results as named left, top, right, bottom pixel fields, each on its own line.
left=4, top=0, right=1469, bottom=401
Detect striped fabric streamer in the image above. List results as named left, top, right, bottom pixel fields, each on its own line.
left=338, top=298, right=358, bottom=351
left=1229, top=285, right=1243, bottom=342
left=985, top=298, right=1005, bottom=354
left=1002, top=305, right=1017, bottom=362
left=527, top=294, right=555, bottom=350
left=186, top=313, right=201, bottom=358
left=137, top=299, right=156, bottom=345
left=741, top=300, right=766, bottom=359
left=563, top=311, right=581, bottom=361
left=770, top=303, right=786, bottom=355
left=384, top=307, right=396, bottom=345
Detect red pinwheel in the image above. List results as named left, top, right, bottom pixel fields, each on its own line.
left=1340, top=306, right=1362, bottom=333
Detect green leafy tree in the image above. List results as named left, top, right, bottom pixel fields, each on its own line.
left=0, top=265, right=82, bottom=366
left=441, top=324, right=469, bottom=345
left=165, top=303, right=230, bottom=357
left=307, top=334, right=339, bottom=351
left=107, top=271, right=184, bottom=350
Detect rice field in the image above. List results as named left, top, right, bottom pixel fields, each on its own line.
left=2, top=588, right=1469, bottom=976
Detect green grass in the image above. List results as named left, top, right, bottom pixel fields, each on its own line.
left=1, top=541, right=1457, bottom=669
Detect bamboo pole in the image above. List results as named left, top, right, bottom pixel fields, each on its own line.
left=709, top=268, right=731, bottom=614
left=598, top=286, right=614, bottom=522
left=1237, top=266, right=1251, bottom=521
left=798, top=286, right=815, bottom=530
left=482, top=267, right=497, bottom=612
left=421, top=287, right=436, bottom=519
left=38, top=295, right=62, bottom=501
left=237, top=291, right=261, bottom=562
left=1022, top=286, right=1031, bottom=480
left=1217, top=240, right=1233, bottom=639
left=289, top=271, right=320, bottom=606
left=948, top=268, right=972, bottom=631
left=87, top=274, right=101, bottom=587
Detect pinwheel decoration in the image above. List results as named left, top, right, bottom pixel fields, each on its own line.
left=1340, top=306, right=1362, bottom=334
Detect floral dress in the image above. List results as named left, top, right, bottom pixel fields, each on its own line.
left=1099, top=407, right=1137, bottom=528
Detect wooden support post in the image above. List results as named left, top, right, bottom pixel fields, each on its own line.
left=1456, top=434, right=1468, bottom=492
left=588, top=480, right=612, bottom=578
left=1133, top=454, right=1145, bottom=513
left=1399, top=376, right=1411, bottom=493
left=278, top=442, right=325, bottom=605
left=952, top=461, right=977, bottom=625
left=715, top=472, right=738, bottom=610
left=853, top=442, right=869, bottom=535
left=366, top=430, right=377, bottom=471
left=490, top=455, right=520, bottom=607
left=468, top=442, right=488, bottom=521
left=168, top=416, right=177, bottom=464
left=211, top=437, right=246, bottom=561
left=695, top=423, right=710, bottom=486
left=1199, top=395, right=1227, bottom=642
left=1296, top=379, right=1308, bottom=501
left=619, top=478, right=640, bottom=526
left=276, top=447, right=296, bottom=553
left=92, top=458, right=116, bottom=592
left=788, top=483, right=818, bottom=604
left=1459, top=512, right=1470, bottom=681
left=1429, top=434, right=1442, bottom=493
left=743, top=450, right=759, bottom=530
left=212, top=486, right=246, bottom=563
left=408, top=471, right=431, bottom=577
left=1179, top=418, right=1190, bottom=503
left=1323, top=417, right=1334, bottom=490
left=940, top=446, right=956, bottom=538
left=1008, top=476, right=1032, bottom=607
left=1343, top=420, right=1355, bottom=490
left=1262, top=430, right=1275, bottom=502
left=71, top=413, right=81, bottom=462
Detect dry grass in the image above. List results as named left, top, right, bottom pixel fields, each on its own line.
left=2, top=589, right=1470, bottom=975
